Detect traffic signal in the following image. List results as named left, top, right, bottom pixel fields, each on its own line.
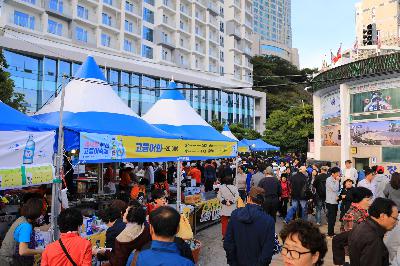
left=362, top=23, right=377, bottom=46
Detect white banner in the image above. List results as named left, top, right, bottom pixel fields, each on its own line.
left=321, top=90, right=341, bottom=120
left=0, top=130, right=55, bottom=167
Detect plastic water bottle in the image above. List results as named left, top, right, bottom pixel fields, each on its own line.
left=23, top=135, right=35, bottom=164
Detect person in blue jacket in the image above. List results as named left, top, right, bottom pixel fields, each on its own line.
left=126, top=206, right=194, bottom=266
left=223, top=187, right=275, bottom=266
left=246, top=166, right=255, bottom=194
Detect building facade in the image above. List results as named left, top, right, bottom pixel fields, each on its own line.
left=310, top=53, right=400, bottom=174
left=251, top=0, right=298, bottom=67
left=355, top=0, right=400, bottom=48
left=0, top=0, right=267, bottom=132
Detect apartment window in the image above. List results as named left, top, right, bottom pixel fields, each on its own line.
left=219, top=51, right=224, bottom=62
left=180, top=38, right=184, bottom=47
left=219, top=22, right=224, bottom=32
left=162, top=32, right=169, bottom=43
left=125, top=20, right=133, bottom=32
left=14, top=11, right=35, bottom=30
left=22, top=0, right=36, bottom=4
left=142, top=26, right=153, bottom=42
left=219, top=6, right=224, bottom=16
left=142, top=45, right=153, bottom=59
left=144, top=0, right=154, bottom=6
left=195, top=59, right=199, bottom=68
left=101, top=33, right=111, bottom=47
left=219, top=35, right=224, bottom=46
left=49, top=0, right=63, bottom=13
left=163, top=14, right=168, bottom=24
left=180, top=4, right=187, bottom=13
left=143, top=8, right=154, bottom=23
left=48, top=19, right=62, bottom=36
left=162, top=49, right=168, bottom=60
left=102, top=13, right=112, bottom=26
left=220, top=66, right=224, bottom=75
left=103, top=0, right=112, bottom=5
left=195, top=43, right=199, bottom=51
left=180, top=55, right=184, bottom=64
left=125, top=1, right=135, bottom=12
left=77, top=5, right=88, bottom=19
left=75, top=27, right=87, bottom=42
left=124, top=39, right=133, bottom=52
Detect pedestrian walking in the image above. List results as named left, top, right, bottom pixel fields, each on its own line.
left=332, top=187, right=373, bottom=265
left=313, top=166, right=329, bottom=225
left=384, top=172, right=400, bottom=207
left=338, top=179, right=354, bottom=220
left=235, top=166, right=247, bottom=201
left=348, top=198, right=398, bottom=266
left=285, top=166, right=309, bottom=223
left=224, top=187, right=275, bottom=266
left=280, top=220, right=328, bottom=266
left=341, top=160, right=358, bottom=184
left=358, top=167, right=377, bottom=200
left=245, top=166, right=254, bottom=194
left=258, top=166, right=281, bottom=221
left=251, top=164, right=265, bottom=187
left=374, top=165, right=389, bottom=198
left=325, top=166, right=341, bottom=238
left=217, top=176, right=240, bottom=239
left=279, top=173, right=291, bottom=218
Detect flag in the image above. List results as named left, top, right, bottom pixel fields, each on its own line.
left=353, top=39, right=358, bottom=52
left=331, top=50, right=335, bottom=64
left=334, top=43, right=342, bottom=63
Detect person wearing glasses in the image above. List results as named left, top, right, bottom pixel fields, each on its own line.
left=280, top=219, right=327, bottom=266
left=348, top=197, right=398, bottom=266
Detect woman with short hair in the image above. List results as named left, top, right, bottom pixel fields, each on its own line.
left=0, top=198, right=45, bottom=265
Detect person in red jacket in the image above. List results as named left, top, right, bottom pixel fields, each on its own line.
left=41, top=208, right=92, bottom=266
left=279, top=173, right=291, bottom=218
left=189, top=163, right=202, bottom=186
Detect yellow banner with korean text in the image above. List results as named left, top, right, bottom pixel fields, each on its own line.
left=0, top=164, right=54, bottom=190
left=79, top=132, right=237, bottom=161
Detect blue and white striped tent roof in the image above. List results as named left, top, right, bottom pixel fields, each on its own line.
left=221, top=124, right=239, bottom=141
left=33, top=56, right=176, bottom=151
left=143, top=81, right=235, bottom=144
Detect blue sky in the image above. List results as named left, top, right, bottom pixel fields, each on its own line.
left=292, top=0, right=360, bottom=69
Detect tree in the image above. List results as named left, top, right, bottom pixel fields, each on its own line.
left=263, top=104, right=314, bottom=153
left=0, top=49, right=26, bottom=112
left=208, top=121, right=261, bottom=140
left=209, top=119, right=223, bottom=131
left=251, top=55, right=317, bottom=117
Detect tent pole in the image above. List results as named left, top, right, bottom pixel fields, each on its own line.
left=176, top=161, right=182, bottom=211
left=51, top=75, right=66, bottom=241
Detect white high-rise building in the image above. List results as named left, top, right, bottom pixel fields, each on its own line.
left=0, top=0, right=267, bottom=132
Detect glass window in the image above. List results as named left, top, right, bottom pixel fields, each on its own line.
left=103, top=0, right=112, bottom=5
left=72, top=62, right=81, bottom=76
left=22, top=0, right=36, bottom=4
left=75, top=27, right=87, bottom=42
left=14, top=11, right=35, bottom=30
left=48, top=19, right=62, bottom=36
left=42, top=57, right=57, bottom=105
left=141, top=45, right=153, bottom=59
left=124, top=39, right=133, bottom=52
left=125, top=1, right=135, bottom=12
left=58, top=60, right=71, bottom=90
left=119, top=71, right=130, bottom=106
left=3, top=50, right=41, bottom=112
left=101, top=33, right=111, bottom=47
left=142, top=26, right=153, bottom=42
left=108, top=69, right=119, bottom=94
left=144, top=0, right=154, bottom=5
left=77, top=5, right=88, bottom=19
left=141, top=75, right=156, bottom=115
left=125, top=20, right=133, bottom=32
left=143, top=8, right=154, bottom=23
left=49, top=0, right=63, bottom=13
left=102, top=13, right=112, bottom=26
left=131, top=74, right=140, bottom=114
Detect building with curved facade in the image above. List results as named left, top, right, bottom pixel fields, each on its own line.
left=311, top=52, right=400, bottom=174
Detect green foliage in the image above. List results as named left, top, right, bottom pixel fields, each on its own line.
left=263, top=104, right=314, bottom=153
left=0, top=49, right=26, bottom=112
left=251, top=55, right=316, bottom=117
left=209, top=122, right=261, bottom=140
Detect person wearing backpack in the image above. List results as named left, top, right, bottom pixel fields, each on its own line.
left=313, top=166, right=329, bottom=225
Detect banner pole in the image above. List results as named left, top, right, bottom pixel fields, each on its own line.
left=51, top=75, right=66, bottom=241
left=176, top=161, right=182, bottom=211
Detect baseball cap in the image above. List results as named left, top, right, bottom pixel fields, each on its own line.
left=376, top=166, right=385, bottom=173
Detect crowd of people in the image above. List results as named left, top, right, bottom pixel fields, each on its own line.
left=219, top=156, right=400, bottom=266
left=1, top=154, right=400, bottom=266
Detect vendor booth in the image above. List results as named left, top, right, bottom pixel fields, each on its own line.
left=143, top=82, right=237, bottom=233
left=242, top=138, right=280, bottom=152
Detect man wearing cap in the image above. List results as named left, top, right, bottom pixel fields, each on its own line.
left=224, top=187, right=275, bottom=266
left=341, top=160, right=358, bottom=185
left=374, top=165, right=389, bottom=198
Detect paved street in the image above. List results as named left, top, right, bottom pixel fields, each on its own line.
left=196, top=214, right=337, bottom=266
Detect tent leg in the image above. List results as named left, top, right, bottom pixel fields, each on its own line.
left=176, top=162, right=182, bottom=211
